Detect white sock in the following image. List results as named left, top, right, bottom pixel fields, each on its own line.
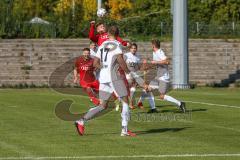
left=164, top=95, right=181, bottom=106
left=138, top=90, right=147, bottom=103
left=76, top=120, right=84, bottom=125
left=148, top=92, right=156, bottom=109
left=121, top=100, right=129, bottom=128
left=83, top=105, right=105, bottom=121
left=130, top=87, right=136, bottom=100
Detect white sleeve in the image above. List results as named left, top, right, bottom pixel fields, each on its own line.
left=95, top=47, right=101, bottom=59
left=113, top=46, right=123, bottom=55
left=160, top=50, right=167, bottom=60
left=137, top=55, right=141, bottom=63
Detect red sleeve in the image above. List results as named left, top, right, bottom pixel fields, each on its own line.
left=74, top=59, right=78, bottom=73
left=116, top=36, right=128, bottom=46
left=75, top=59, right=78, bottom=68
left=89, top=24, right=99, bottom=42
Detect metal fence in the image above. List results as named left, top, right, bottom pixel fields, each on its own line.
left=0, top=19, right=240, bottom=39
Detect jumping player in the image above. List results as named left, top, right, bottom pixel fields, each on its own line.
left=89, top=21, right=130, bottom=47
left=75, top=26, right=136, bottom=137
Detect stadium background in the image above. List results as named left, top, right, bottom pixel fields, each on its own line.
left=0, top=39, right=240, bottom=88
left=0, top=0, right=239, bottom=88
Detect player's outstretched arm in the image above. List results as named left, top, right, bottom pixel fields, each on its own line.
left=116, top=36, right=129, bottom=47
left=140, top=59, right=155, bottom=71
left=152, top=58, right=170, bottom=65
left=89, top=21, right=98, bottom=42
left=73, top=68, right=78, bottom=84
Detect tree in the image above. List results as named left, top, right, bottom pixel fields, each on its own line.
left=82, top=0, right=97, bottom=21
left=189, top=0, right=240, bottom=24
left=106, top=0, right=132, bottom=20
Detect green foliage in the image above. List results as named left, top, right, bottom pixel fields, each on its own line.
left=0, top=0, right=240, bottom=39
left=194, top=0, right=240, bottom=24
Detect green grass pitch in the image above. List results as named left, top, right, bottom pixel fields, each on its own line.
left=0, top=88, right=240, bottom=160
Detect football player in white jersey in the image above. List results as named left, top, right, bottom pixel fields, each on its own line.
left=144, top=39, right=186, bottom=113
left=75, top=26, right=136, bottom=137
left=124, top=43, right=156, bottom=112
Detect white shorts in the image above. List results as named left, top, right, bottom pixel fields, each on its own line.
left=99, top=80, right=128, bottom=100
left=149, top=79, right=169, bottom=94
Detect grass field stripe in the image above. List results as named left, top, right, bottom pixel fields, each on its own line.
left=0, top=141, right=34, bottom=157
left=212, top=125, right=240, bottom=133
left=1, top=154, right=240, bottom=159
left=69, top=94, right=240, bottom=109
left=183, top=100, right=240, bottom=109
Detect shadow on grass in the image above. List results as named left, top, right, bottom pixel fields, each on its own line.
left=79, top=127, right=191, bottom=136
left=136, top=107, right=207, bottom=113
left=160, top=108, right=207, bottom=113
left=135, top=127, right=191, bottom=135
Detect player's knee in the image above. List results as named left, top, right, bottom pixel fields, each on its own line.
left=160, top=94, right=165, bottom=99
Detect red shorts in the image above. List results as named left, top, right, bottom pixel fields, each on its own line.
left=80, top=80, right=99, bottom=92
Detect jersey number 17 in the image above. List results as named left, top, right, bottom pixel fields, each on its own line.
left=100, top=48, right=110, bottom=62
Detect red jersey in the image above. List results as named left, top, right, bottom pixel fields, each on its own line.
left=89, top=23, right=128, bottom=46
left=75, top=56, right=96, bottom=84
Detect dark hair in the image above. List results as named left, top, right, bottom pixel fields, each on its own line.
left=108, top=26, right=119, bottom=37
left=151, top=39, right=160, bottom=48
left=90, top=41, right=96, bottom=45
left=131, top=43, right=138, bottom=49
left=96, top=22, right=104, bottom=28
left=82, top=48, right=90, bottom=52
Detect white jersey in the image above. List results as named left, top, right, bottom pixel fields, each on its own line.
left=153, top=49, right=170, bottom=82
left=124, top=52, right=141, bottom=72
left=96, top=40, right=123, bottom=83
left=90, top=49, right=97, bottom=58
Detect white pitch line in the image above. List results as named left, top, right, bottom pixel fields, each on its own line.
left=68, top=94, right=240, bottom=109
left=183, top=100, right=240, bottom=109
left=7, top=106, right=18, bottom=108
left=1, top=154, right=240, bottom=159
left=155, top=99, right=240, bottom=109
left=212, top=125, right=240, bottom=133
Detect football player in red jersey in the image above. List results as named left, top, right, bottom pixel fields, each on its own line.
left=74, top=48, right=100, bottom=106
left=89, top=21, right=130, bottom=47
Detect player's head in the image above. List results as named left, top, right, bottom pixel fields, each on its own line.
left=96, top=22, right=106, bottom=33
left=107, top=26, right=119, bottom=39
left=82, top=48, right=91, bottom=60
left=151, top=39, right=160, bottom=51
left=90, top=41, right=97, bottom=51
left=130, top=43, right=137, bottom=55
